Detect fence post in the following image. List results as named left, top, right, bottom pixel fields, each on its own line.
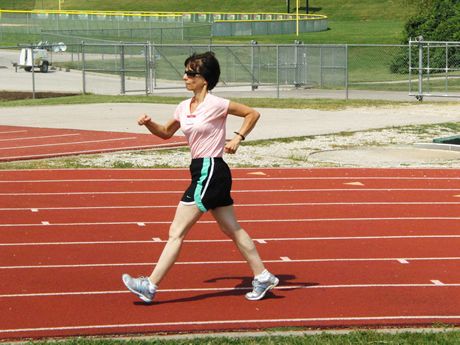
left=276, top=45, right=280, bottom=98
left=31, top=46, right=36, bottom=99
left=81, top=42, right=86, bottom=94
left=345, top=44, right=349, bottom=100
left=417, top=36, right=423, bottom=100
left=251, top=40, right=258, bottom=90
left=120, top=43, right=126, bottom=95
left=144, top=43, right=149, bottom=96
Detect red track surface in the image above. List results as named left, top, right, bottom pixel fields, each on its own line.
left=1, top=167, right=460, bottom=340
left=0, top=125, right=187, bottom=161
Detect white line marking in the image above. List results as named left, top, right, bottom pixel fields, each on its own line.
left=0, top=137, right=138, bottom=151
left=1, top=188, right=459, bottom=196
left=2, top=201, right=460, bottom=211
left=2, top=256, right=460, bottom=270
left=2, top=234, right=460, bottom=247
left=344, top=182, right=365, bottom=186
left=431, top=280, right=445, bottom=286
left=0, top=133, right=80, bottom=142
left=2, top=217, right=460, bottom=228
left=3, top=176, right=460, bottom=183
left=2, top=315, right=460, bottom=334
left=0, top=130, right=28, bottom=135
left=1, top=282, right=460, bottom=299
left=0, top=142, right=187, bottom=161
left=398, top=259, right=409, bottom=264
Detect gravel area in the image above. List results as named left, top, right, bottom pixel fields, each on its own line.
left=78, top=123, right=460, bottom=168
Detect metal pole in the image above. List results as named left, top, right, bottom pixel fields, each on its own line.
left=81, top=42, right=86, bottom=94
left=296, top=0, right=299, bottom=36
left=31, top=47, right=36, bottom=99
left=345, top=44, right=349, bottom=100
left=120, top=43, right=125, bottom=94
left=418, top=37, right=423, bottom=99
left=445, top=42, right=449, bottom=94
left=276, top=45, right=280, bottom=98
left=144, top=43, right=149, bottom=96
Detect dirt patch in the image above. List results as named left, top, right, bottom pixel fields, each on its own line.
left=0, top=91, right=78, bottom=101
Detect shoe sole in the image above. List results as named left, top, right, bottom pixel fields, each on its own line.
left=245, top=277, right=279, bottom=301
left=122, top=275, right=153, bottom=303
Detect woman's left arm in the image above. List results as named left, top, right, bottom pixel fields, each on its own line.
left=225, top=101, right=261, bottom=154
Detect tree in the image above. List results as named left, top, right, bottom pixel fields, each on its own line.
left=390, top=0, right=460, bottom=73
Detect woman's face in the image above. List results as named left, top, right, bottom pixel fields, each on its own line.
left=183, top=64, right=207, bottom=91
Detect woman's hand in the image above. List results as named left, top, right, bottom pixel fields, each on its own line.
left=224, top=137, right=242, bottom=154
left=138, top=114, right=151, bottom=126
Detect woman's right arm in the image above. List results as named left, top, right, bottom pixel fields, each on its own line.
left=138, top=114, right=180, bottom=139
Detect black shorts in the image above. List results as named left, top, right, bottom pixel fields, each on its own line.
left=180, top=157, right=234, bottom=212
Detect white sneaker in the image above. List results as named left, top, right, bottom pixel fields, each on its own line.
left=122, top=274, right=156, bottom=303
left=245, top=272, right=279, bottom=301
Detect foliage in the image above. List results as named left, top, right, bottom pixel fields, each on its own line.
left=390, top=0, right=460, bottom=73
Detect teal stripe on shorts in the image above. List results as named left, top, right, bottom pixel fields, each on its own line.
left=194, top=157, right=211, bottom=212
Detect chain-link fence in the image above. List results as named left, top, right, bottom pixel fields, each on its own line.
left=2, top=42, right=459, bottom=100
left=408, top=39, right=460, bottom=101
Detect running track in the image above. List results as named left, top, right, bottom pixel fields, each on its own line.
left=1, top=167, right=460, bottom=340
left=0, top=125, right=187, bottom=162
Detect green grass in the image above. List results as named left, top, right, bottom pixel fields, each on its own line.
left=11, top=329, right=460, bottom=345
left=0, top=0, right=416, bottom=45
left=0, top=94, right=417, bottom=110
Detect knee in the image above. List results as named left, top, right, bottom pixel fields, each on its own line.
left=168, top=224, right=187, bottom=243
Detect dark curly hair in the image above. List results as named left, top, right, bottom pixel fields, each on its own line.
left=184, top=51, right=220, bottom=90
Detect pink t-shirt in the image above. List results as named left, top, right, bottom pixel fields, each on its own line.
left=173, top=93, right=230, bottom=158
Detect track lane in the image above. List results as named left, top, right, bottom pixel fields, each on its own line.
left=1, top=260, right=459, bottom=296
left=1, top=190, right=460, bottom=209
left=1, top=167, right=460, bottom=339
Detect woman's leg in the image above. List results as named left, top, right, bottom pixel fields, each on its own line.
left=149, top=203, right=203, bottom=285
left=211, top=205, right=266, bottom=276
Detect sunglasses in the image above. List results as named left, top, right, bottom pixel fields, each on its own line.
left=184, top=70, right=200, bottom=77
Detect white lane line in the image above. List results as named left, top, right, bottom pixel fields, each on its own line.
left=1, top=282, right=460, bottom=299
left=2, top=217, right=460, bottom=228
left=1, top=188, right=460, bottom=196
left=431, top=280, right=445, bottom=286
left=0, top=137, right=138, bottom=151
left=2, top=234, right=460, bottom=247
left=0, top=133, right=80, bottom=142
left=2, top=315, right=460, bottom=334
left=1, top=256, right=460, bottom=270
left=2, top=176, right=460, bottom=183
left=0, top=142, right=187, bottom=161
left=0, top=130, right=28, bottom=135
left=2, top=201, right=460, bottom=211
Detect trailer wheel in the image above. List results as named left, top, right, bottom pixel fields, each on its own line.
left=24, top=66, right=32, bottom=72
left=40, top=61, right=49, bottom=73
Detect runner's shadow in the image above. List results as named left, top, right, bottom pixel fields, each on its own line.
left=134, top=274, right=318, bottom=306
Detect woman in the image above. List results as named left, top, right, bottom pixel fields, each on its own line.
left=122, top=51, right=278, bottom=303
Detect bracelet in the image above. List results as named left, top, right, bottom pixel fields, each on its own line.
left=234, top=131, right=245, bottom=141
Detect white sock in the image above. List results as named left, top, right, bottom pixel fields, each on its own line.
left=255, top=269, right=271, bottom=282
left=148, top=280, right=157, bottom=293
